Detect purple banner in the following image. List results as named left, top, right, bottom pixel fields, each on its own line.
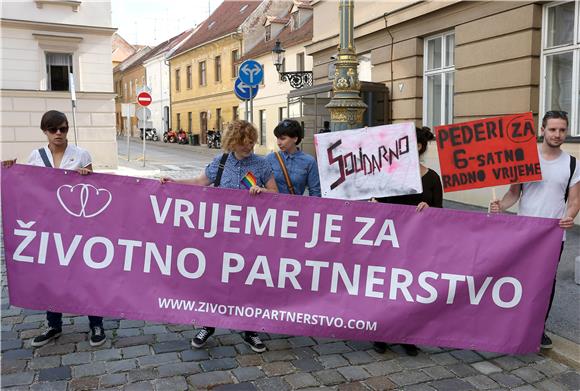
left=1, top=165, right=564, bottom=353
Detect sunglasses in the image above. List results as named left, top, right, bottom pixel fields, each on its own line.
left=46, top=126, right=69, bottom=134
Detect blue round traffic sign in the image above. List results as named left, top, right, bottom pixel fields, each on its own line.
left=234, top=78, right=259, bottom=101
left=238, top=60, right=264, bottom=87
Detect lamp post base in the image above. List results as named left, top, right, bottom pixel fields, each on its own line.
left=326, top=98, right=367, bottom=131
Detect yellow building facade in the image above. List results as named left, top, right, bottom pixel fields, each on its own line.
left=167, top=0, right=262, bottom=143
left=170, top=36, right=242, bottom=144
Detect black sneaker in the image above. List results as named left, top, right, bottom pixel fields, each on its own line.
left=540, top=333, right=553, bottom=349
left=191, top=327, right=215, bottom=348
left=402, top=343, right=419, bottom=356
left=243, top=331, right=266, bottom=353
left=90, top=326, right=107, bottom=347
left=373, top=341, right=387, bottom=354
left=31, top=327, right=62, bottom=347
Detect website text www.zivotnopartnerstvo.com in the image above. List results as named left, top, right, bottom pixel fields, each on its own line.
left=158, top=297, right=377, bottom=331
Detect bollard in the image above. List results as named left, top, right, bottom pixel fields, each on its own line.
left=575, top=256, right=580, bottom=285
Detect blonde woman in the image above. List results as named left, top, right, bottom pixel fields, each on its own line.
left=161, top=120, right=277, bottom=352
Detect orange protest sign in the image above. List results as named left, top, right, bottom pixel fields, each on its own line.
left=435, top=112, right=542, bottom=192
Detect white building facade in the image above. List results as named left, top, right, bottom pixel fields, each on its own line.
left=142, top=29, right=194, bottom=135
left=242, top=2, right=314, bottom=156
left=143, top=55, right=170, bottom=134
left=251, top=44, right=314, bottom=156
left=1, top=0, right=118, bottom=168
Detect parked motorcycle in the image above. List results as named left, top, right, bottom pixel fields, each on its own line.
left=207, top=130, right=221, bottom=149
left=163, top=129, right=177, bottom=143
left=140, top=128, right=159, bottom=141
left=177, top=129, right=189, bottom=144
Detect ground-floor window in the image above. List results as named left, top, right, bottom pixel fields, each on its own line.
left=46, top=52, right=73, bottom=91
left=423, top=32, right=455, bottom=128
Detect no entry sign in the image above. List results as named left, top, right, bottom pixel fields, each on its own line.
left=137, top=91, right=152, bottom=107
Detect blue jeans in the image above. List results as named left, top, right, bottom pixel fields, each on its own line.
left=46, top=311, right=103, bottom=329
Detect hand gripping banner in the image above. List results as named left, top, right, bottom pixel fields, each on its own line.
left=1, top=165, right=564, bottom=353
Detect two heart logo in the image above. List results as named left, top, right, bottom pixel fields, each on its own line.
left=57, top=184, right=112, bottom=218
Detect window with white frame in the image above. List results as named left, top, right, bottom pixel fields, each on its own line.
left=358, top=53, right=372, bottom=82
left=199, top=61, right=207, bottom=86
left=278, top=106, right=287, bottom=122
left=541, top=1, right=579, bottom=136
left=291, top=12, right=299, bottom=30
left=46, top=52, right=73, bottom=91
left=423, top=32, right=455, bottom=128
left=297, top=52, right=305, bottom=71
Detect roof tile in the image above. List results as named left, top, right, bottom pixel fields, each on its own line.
left=171, top=0, right=260, bottom=58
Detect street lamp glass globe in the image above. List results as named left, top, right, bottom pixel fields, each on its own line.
left=272, top=40, right=286, bottom=72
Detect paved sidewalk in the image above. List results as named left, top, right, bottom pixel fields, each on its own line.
left=1, top=152, right=579, bottom=390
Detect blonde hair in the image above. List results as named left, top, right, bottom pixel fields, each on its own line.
left=222, top=120, right=258, bottom=152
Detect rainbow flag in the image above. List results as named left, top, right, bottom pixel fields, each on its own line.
left=240, top=171, right=258, bottom=189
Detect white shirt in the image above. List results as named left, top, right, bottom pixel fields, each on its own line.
left=519, top=147, right=579, bottom=239
left=27, top=144, right=92, bottom=170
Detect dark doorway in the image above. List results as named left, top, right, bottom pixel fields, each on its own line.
left=200, top=112, right=208, bottom=143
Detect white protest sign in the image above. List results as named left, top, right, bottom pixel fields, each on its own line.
left=314, top=123, right=422, bottom=200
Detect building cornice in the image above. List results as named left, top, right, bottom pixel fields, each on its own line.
left=0, top=89, right=116, bottom=99
left=35, top=0, right=82, bottom=12
left=306, top=0, right=460, bottom=55
left=0, top=18, right=117, bottom=36
left=168, top=33, right=242, bottom=61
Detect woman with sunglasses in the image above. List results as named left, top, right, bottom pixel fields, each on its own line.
left=26, top=110, right=93, bottom=174
left=266, top=119, right=321, bottom=197
left=3, top=110, right=106, bottom=347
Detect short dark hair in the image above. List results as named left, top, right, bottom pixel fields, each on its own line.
left=40, top=110, right=68, bottom=131
left=274, top=119, right=303, bottom=145
left=416, top=126, right=435, bottom=155
left=542, top=110, right=568, bottom=128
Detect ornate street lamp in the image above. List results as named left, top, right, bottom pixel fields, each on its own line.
left=325, top=0, right=367, bottom=131
left=272, top=39, right=313, bottom=89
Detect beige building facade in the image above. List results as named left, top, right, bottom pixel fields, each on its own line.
left=113, top=47, right=151, bottom=137
left=307, top=1, right=580, bottom=211
left=0, top=0, right=118, bottom=168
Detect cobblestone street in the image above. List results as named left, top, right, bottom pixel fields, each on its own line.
left=1, top=141, right=579, bottom=390
left=2, top=276, right=579, bottom=391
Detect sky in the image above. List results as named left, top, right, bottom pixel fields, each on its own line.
left=111, top=0, right=224, bottom=46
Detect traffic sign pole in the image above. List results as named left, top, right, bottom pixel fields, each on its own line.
left=142, top=113, right=146, bottom=167
left=235, top=60, right=263, bottom=125
left=136, top=88, right=152, bottom=167
left=250, top=95, right=253, bottom=124
left=68, top=73, right=79, bottom=146
left=126, top=115, right=130, bottom=161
